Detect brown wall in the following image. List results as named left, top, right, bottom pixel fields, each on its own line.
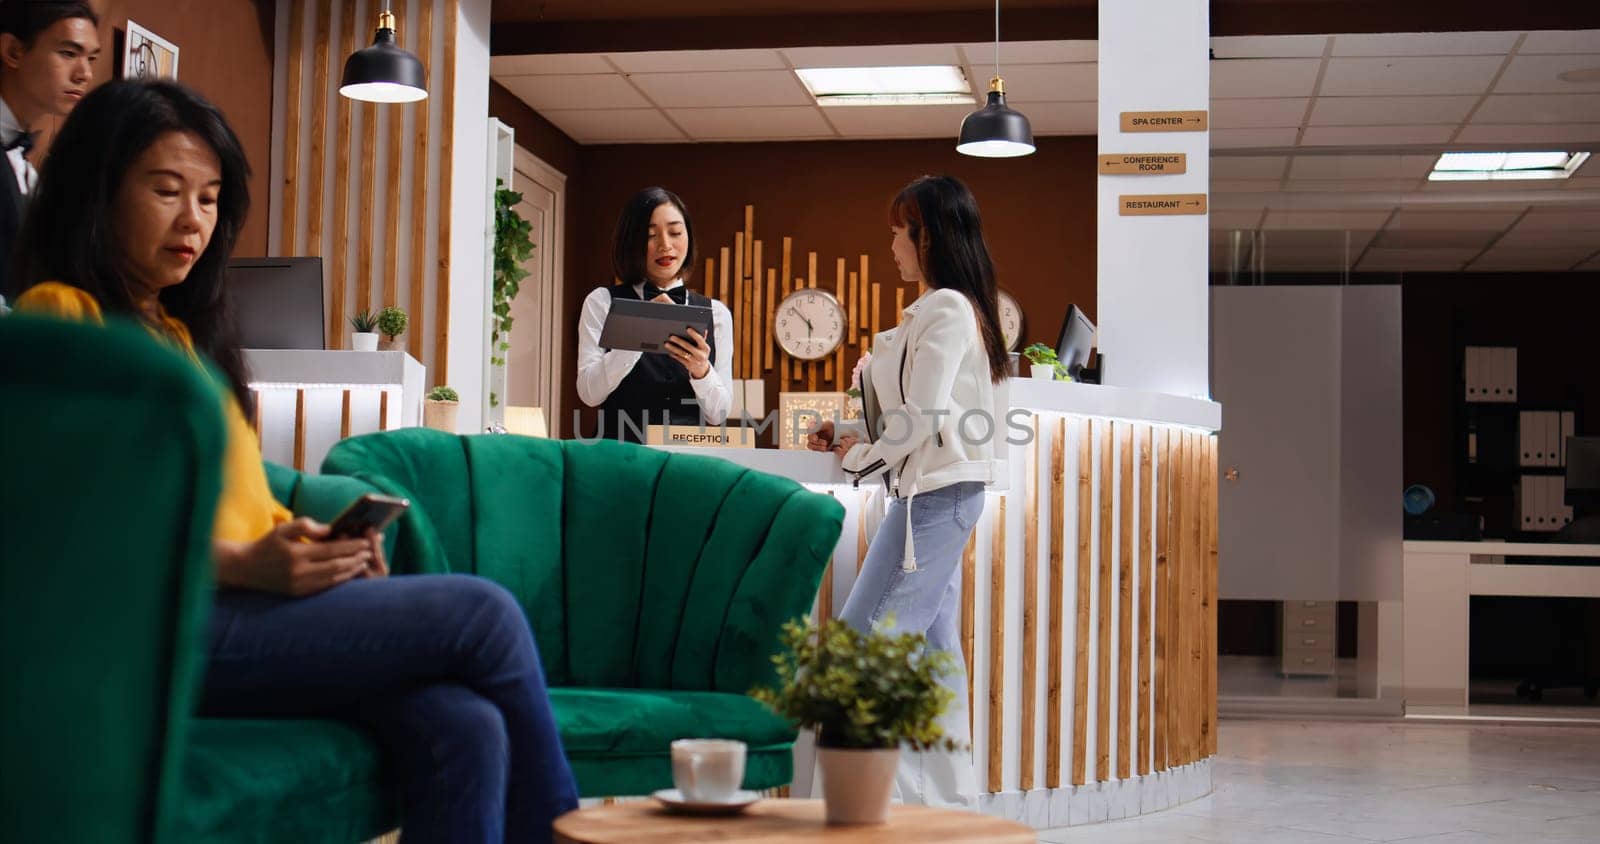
left=32, top=0, right=275, bottom=255
left=560, top=135, right=1097, bottom=437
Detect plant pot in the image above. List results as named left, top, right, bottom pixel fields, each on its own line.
left=1030, top=363, right=1054, bottom=380
left=817, top=745, right=898, bottom=825
left=379, top=335, right=403, bottom=352
left=423, top=400, right=459, bottom=433
left=351, top=332, right=379, bottom=352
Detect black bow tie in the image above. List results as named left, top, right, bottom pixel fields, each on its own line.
left=4, top=131, right=35, bottom=154
left=642, top=284, right=686, bottom=304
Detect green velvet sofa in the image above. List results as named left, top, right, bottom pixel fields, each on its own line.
left=1, top=314, right=844, bottom=841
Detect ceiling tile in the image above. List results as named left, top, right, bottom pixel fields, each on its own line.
left=1494, top=228, right=1600, bottom=248
left=610, top=49, right=786, bottom=73
left=491, top=54, right=614, bottom=76
left=1210, top=35, right=1329, bottom=59
left=1496, top=54, right=1600, bottom=94
left=1211, top=98, right=1309, bottom=129
left=1472, top=94, right=1600, bottom=124
left=1468, top=247, right=1596, bottom=270
left=1283, top=178, right=1425, bottom=192
left=1517, top=209, right=1600, bottom=230
left=1209, top=209, right=1265, bottom=229
left=957, top=40, right=1097, bottom=65
left=1388, top=209, right=1526, bottom=231
left=1580, top=256, right=1600, bottom=271
left=1250, top=248, right=1359, bottom=270
left=1320, top=56, right=1505, bottom=96
left=1332, top=32, right=1521, bottom=57
left=1255, top=229, right=1377, bottom=250
left=1211, top=179, right=1283, bottom=193
left=1519, top=31, right=1600, bottom=55
left=1300, top=125, right=1457, bottom=146
left=1370, top=230, right=1496, bottom=248
left=783, top=44, right=961, bottom=69
left=1018, top=101, right=1098, bottom=134
left=1262, top=210, right=1394, bottom=230
left=497, top=74, right=652, bottom=111
left=1211, top=127, right=1300, bottom=148
left=1422, top=178, right=1577, bottom=193
left=1357, top=248, right=1477, bottom=270
left=668, top=106, right=834, bottom=140
left=1289, top=154, right=1437, bottom=180
left=537, top=109, right=685, bottom=144
left=1455, top=123, right=1600, bottom=144
left=1309, top=95, right=1478, bottom=126
left=629, top=70, right=812, bottom=107
left=822, top=104, right=972, bottom=138
left=1211, top=58, right=1323, bottom=99
left=1211, top=155, right=1290, bottom=180
left=979, top=63, right=1096, bottom=102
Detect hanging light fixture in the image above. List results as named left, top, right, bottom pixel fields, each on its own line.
left=340, top=0, right=427, bottom=103
left=957, top=0, right=1035, bottom=158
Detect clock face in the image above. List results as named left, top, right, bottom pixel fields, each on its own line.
left=775, top=289, right=846, bottom=361
left=997, top=289, right=1023, bottom=352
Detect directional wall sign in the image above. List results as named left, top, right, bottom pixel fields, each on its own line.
left=1099, top=153, right=1187, bottom=175
left=1118, top=194, right=1208, bottom=216
left=1119, top=110, right=1208, bottom=132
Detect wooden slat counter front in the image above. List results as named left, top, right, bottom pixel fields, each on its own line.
left=654, top=379, right=1222, bottom=830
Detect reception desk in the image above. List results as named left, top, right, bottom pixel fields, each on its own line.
left=662, top=378, right=1221, bottom=829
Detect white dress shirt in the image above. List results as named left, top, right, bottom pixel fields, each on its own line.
left=575, top=279, right=734, bottom=425
left=0, top=97, right=36, bottom=196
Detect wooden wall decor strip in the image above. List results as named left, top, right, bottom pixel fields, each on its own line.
left=856, top=490, right=869, bottom=575
left=281, top=0, right=304, bottom=255
left=382, top=16, right=404, bottom=313
left=434, top=0, right=460, bottom=385
left=1046, top=416, right=1066, bottom=789
left=743, top=204, right=754, bottom=269
left=751, top=240, right=763, bottom=380
left=406, top=0, right=433, bottom=361
left=1205, top=435, right=1219, bottom=757
left=1154, top=427, right=1172, bottom=771
left=703, top=258, right=713, bottom=298
left=858, top=254, right=869, bottom=339
left=293, top=388, right=308, bottom=471
left=870, top=283, right=881, bottom=339
left=358, top=98, right=377, bottom=315
left=379, top=389, right=390, bottom=431
left=330, top=0, right=358, bottom=352
left=1020, top=416, right=1040, bottom=792
left=719, top=246, right=730, bottom=303
left=765, top=269, right=776, bottom=371
left=1117, top=423, right=1134, bottom=780
left=1172, top=431, right=1189, bottom=767
left=1185, top=431, right=1202, bottom=765
left=962, top=525, right=977, bottom=733
left=1095, top=420, right=1113, bottom=782
left=1137, top=425, right=1153, bottom=776
left=308, top=0, right=332, bottom=347
left=987, top=495, right=1007, bottom=795
left=818, top=561, right=833, bottom=622
left=732, top=232, right=744, bottom=377
left=1071, top=419, right=1092, bottom=786
left=340, top=389, right=352, bottom=439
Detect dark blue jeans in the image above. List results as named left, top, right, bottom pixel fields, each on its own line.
left=198, top=574, right=579, bottom=843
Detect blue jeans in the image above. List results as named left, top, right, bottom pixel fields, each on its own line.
left=839, top=481, right=984, bottom=808
left=199, top=575, right=579, bottom=844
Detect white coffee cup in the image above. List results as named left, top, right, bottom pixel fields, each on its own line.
left=671, top=738, right=746, bottom=802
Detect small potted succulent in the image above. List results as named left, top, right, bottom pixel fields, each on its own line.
left=424, top=385, right=459, bottom=432
left=376, top=306, right=408, bottom=351
left=751, top=616, right=961, bottom=825
left=1022, top=342, right=1067, bottom=381
left=349, top=310, right=380, bottom=352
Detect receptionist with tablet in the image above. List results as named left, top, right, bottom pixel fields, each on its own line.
left=576, top=186, right=733, bottom=441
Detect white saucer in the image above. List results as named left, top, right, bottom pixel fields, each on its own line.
left=651, top=788, right=761, bottom=816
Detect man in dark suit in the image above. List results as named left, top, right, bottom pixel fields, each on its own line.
left=0, top=1, right=99, bottom=302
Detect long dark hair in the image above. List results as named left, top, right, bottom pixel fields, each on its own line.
left=611, top=186, right=695, bottom=289
left=890, top=175, right=1008, bottom=382
left=14, top=80, right=254, bottom=414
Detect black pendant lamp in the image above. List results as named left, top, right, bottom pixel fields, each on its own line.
left=957, top=0, right=1035, bottom=158
left=340, top=0, right=427, bottom=103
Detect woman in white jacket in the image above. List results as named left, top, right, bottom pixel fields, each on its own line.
left=808, top=175, right=1012, bottom=808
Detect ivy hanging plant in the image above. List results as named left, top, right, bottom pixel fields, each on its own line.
left=491, top=178, right=535, bottom=407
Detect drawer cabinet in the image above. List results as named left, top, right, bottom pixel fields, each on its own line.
left=1279, top=600, right=1337, bottom=676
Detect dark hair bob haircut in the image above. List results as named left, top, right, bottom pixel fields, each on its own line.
left=611, top=186, right=695, bottom=289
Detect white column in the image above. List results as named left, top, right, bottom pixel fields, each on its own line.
left=447, top=0, right=493, bottom=434
left=1096, top=0, right=1211, bottom=398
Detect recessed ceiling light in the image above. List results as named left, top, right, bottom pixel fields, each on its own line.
left=1429, top=151, right=1591, bottom=181
left=1558, top=66, right=1600, bottom=84
left=794, top=65, right=975, bottom=107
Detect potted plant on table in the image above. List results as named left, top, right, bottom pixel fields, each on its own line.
left=1021, top=342, right=1067, bottom=381
left=424, top=385, right=459, bottom=432
left=376, top=306, right=408, bottom=351
left=751, top=616, right=961, bottom=825
left=349, top=310, right=380, bottom=351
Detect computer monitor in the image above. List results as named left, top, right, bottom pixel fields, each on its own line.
left=227, top=258, right=325, bottom=350
left=1055, top=304, right=1096, bottom=379
left=1565, top=436, right=1600, bottom=508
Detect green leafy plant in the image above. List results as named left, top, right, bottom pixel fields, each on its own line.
left=491, top=179, right=536, bottom=407
left=1021, top=342, right=1069, bottom=380
left=426, top=385, right=459, bottom=403
left=349, top=310, right=379, bottom=333
left=376, top=306, right=408, bottom=341
left=750, top=616, right=963, bottom=752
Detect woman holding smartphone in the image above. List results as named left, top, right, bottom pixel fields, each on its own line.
left=14, top=81, right=577, bottom=843
left=808, top=175, right=1009, bottom=809
left=575, top=186, right=733, bottom=441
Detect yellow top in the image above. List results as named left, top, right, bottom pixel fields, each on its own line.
left=17, top=282, right=292, bottom=542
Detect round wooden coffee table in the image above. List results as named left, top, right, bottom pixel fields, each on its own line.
left=553, top=798, right=1034, bottom=843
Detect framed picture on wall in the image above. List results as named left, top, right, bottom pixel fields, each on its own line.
left=122, top=20, right=179, bottom=81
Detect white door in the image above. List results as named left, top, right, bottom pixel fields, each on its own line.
left=506, top=146, right=566, bottom=425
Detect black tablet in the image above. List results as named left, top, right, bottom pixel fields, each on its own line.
left=599, top=298, right=714, bottom=354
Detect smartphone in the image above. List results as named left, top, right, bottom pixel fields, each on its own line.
left=327, top=493, right=410, bottom=539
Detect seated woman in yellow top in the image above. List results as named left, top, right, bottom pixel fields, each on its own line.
left=15, top=80, right=577, bottom=843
